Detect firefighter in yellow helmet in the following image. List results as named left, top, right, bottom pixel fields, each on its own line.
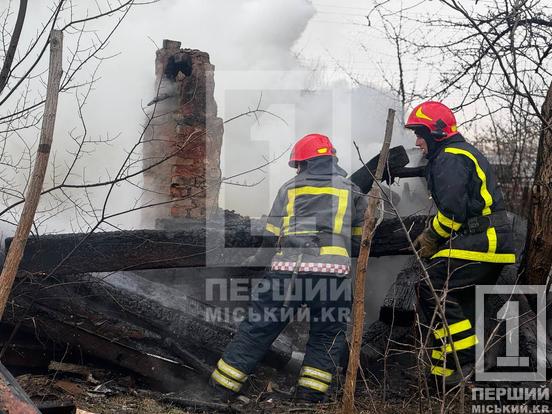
left=405, top=101, right=516, bottom=385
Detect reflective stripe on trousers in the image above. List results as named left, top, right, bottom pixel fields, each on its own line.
left=430, top=319, right=477, bottom=377
left=211, top=358, right=248, bottom=392
left=298, top=365, right=333, bottom=394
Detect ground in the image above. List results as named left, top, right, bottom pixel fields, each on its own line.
left=16, top=369, right=474, bottom=413
left=17, top=373, right=191, bottom=414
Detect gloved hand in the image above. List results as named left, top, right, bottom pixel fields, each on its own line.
left=412, top=227, right=442, bottom=258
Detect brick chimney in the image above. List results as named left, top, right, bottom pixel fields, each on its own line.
left=142, top=40, right=223, bottom=229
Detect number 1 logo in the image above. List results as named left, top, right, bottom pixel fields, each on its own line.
left=475, top=285, right=547, bottom=382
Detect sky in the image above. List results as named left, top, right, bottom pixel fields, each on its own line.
left=0, top=0, right=441, bottom=320
left=298, top=0, right=422, bottom=89
left=0, top=0, right=438, bottom=236
left=297, top=0, right=513, bottom=127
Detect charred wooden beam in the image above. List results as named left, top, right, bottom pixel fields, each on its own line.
left=378, top=259, right=419, bottom=326
left=360, top=259, right=418, bottom=369
left=22, top=313, right=192, bottom=389
left=349, top=145, right=413, bottom=193
left=6, top=215, right=428, bottom=277
left=4, top=271, right=293, bottom=390
left=0, top=326, right=52, bottom=369
left=0, top=361, right=40, bottom=414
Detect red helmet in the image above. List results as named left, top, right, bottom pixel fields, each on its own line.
left=289, top=133, right=336, bottom=167
left=405, top=101, right=458, bottom=141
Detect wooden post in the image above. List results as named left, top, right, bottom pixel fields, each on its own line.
left=341, top=108, right=395, bottom=414
left=0, top=30, right=62, bottom=319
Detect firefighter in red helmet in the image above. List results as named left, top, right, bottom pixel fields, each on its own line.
left=405, top=101, right=516, bottom=384
left=209, top=133, right=367, bottom=402
left=288, top=133, right=336, bottom=167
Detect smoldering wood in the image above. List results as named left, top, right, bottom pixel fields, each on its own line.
left=360, top=320, right=414, bottom=376
left=4, top=271, right=292, bottom=390
left=0, top=326, right=53, bottom=369
left=6, top=215, right=428, bottom=277
left=47, top=361, right=107, bottom=380
left=378, top=259, right=419, bottom=326
left=9, top=301, right=193, bottom=389
left=349, top=145, right=411, bottom=194
left=165, top=338, right=214, bottom=378
left=391, top=166, right=426, bottom=179
left=360, top=260, right=419, bottom=376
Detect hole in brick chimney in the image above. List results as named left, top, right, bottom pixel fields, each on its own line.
left=165, top=54, right=192, bottom=80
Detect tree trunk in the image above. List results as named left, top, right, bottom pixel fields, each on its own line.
left=521, top=81, right=552, bottom=284
left=0, top=30, right=63, bottom=319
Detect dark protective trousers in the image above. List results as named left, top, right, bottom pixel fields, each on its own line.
left=418, top=258, right=504, bottom=377
left=212, top=271, right=351, bottom=398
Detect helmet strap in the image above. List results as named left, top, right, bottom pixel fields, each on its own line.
left=425, top=136, right=437, bottom=159
left=432, top=133, right=448, bottom=142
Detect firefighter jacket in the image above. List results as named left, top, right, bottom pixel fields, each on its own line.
left=425, top=134, right=516, bottom=263
left=263, top=157, right=367, bottom=275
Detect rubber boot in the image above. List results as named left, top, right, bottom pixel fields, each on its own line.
left=208, top=378, right=239, bottom=403
left=293, top=386, right=328, bottom=403
left=444, top=363, right=475, bottom=387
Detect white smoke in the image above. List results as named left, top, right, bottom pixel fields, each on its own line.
left=219, top=83, right=412, bottom=216
left=1, top=0, right=419, bottom=232
left=0, top=0, right=434, bottom=324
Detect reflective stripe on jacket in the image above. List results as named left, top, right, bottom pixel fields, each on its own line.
left=426, top=134, right=515, bottom=264
left=264, top=157, right=367, bottom=270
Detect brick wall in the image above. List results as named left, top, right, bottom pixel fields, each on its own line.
left=142, top=40, right=223, bottom=227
